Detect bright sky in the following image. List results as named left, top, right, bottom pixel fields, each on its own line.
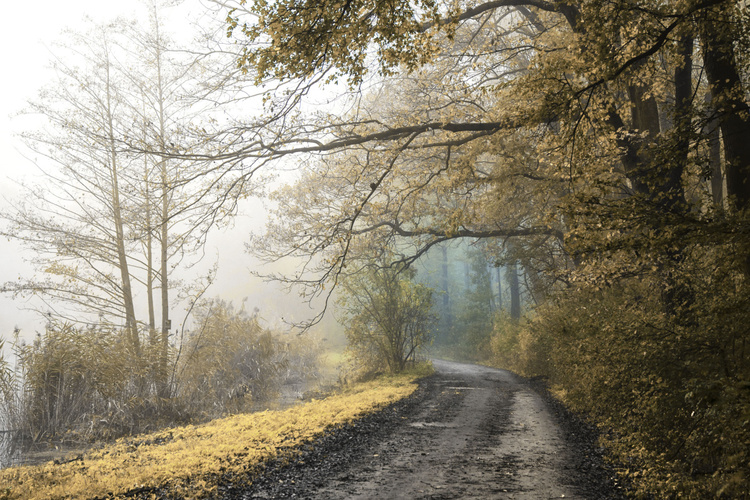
left=0, top=0, right=305, bottom=344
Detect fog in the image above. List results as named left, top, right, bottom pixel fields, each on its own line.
left=0, top=0, right=313, bottom=344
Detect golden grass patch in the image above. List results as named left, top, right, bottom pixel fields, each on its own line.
left=0, top=371, right=423, bottom=500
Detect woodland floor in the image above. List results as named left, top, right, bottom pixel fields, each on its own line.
left=220, top=359, right=629, bottom=499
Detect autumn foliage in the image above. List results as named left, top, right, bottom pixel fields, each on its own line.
left=1, top=0, right=749, bottom=497
left=224, top=0, right=750, bottom=497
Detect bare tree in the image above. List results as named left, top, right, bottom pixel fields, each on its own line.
left=4, top=23, right=142, bottom=354
left=2, top=9, right=238, bottom=393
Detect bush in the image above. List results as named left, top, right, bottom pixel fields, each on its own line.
left=338, top=264, right=435, bottom=374
left=519, top=263, right=750, bottom=498
left=1, top=300, right=322, bottom=447
left=4, top=323, right=153, bottom=443
left=489, top=313, right=521, bottom=371
left=174, top=299, right=321, bottom=418
left=0, top=339, right=16, bottom=433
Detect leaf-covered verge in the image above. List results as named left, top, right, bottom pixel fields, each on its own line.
left=0, top=367, right=429, bottom=500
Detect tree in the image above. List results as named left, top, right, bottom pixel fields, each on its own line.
left=3, top=9, right=229, bottom=396
left=338, top=262, right=434, bottom=373
left=3, top=23, right=143, bottom=354
left=219, top=0, right=748, bottom=299
left=218, top=0, right=750, bottom=495
left=122, top=5, right=220, bottom=396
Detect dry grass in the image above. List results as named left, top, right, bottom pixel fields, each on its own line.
left=0, top=370, right=425, bottom=499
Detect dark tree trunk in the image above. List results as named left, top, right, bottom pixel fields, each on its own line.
left=701, top=7, right=750, bottom=212
left=508, top=261, right=521, bottom=321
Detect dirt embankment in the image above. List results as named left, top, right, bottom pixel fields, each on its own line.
left=224, top=360, right=627, bottom=499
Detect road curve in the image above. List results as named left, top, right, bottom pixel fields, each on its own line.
left=232, top=360, right=623, bottom=499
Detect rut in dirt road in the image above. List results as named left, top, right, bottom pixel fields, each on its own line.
left=232, top=360, right=625, bottom=499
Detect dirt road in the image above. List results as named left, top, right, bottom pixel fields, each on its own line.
left=229, top=360, right=625, bottom=499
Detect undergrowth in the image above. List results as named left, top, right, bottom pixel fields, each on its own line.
left=489, top=268, right=750, bottom=498
left=0, top=367, right=428, bottom=500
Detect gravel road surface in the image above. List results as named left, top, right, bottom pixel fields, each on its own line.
left=224, top=360, right=626, bottom=499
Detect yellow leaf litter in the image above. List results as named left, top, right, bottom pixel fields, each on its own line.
left=0, top=374, right=420, bottom=499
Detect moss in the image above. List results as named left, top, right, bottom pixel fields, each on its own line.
left=0, top=372, right=421, bottom=499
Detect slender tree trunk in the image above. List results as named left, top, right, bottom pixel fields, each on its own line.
left=104, top=51, right=139, bottom=357
left=463, top=261, right=470, bottom=290
left=441, top=246, right=452, bottom=333
left=708, top=119, right=724, bottom=208
left=496, top=266, right=503, bottom=313
left=667, top=34, right=692, bottom=210
left=142, top=102, right=156, bottom=337
left=487, top=264, right=496, bottom=311
left=155, top=22, right=171, bottom=398
left=159, top=165, right=169, bottom=396
left=146, top=188, right=156, bottom=334
left=508, top=261, right=521, bottom=321
left=661, top=34, right=695, bottom=320
left=702, top=91, right=725, bottom=208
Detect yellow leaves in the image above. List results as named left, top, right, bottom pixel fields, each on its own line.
left=43, top=262, right=78, bottom=277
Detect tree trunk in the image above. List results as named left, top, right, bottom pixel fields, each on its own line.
left=105, top=51, right=139, bottom=357
left=487, top=264, right=496, bottom=311
left=143, top=105, right=156, bottom=337
left=441, top=246, right=452, bottom=332
left=701, top=6, right=750, bottom=213
left=508, top=261, right=521, bottom=321
left=667, top=34, right=692, bottom=211
left=703, top=91, right=725, bottom=208
left=156, top=29, right=171, bottom=397
left=496, top=266, right=503, bottom=313
left=708, top=118, right=724, bottom=208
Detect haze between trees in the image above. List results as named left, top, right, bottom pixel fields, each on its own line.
left=1, top=0, right=749, bottom=497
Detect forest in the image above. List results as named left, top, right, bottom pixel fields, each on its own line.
left=1, top=0, right=749, bottom=497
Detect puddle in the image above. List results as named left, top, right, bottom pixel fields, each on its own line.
left=0, top=431, right=93, bottom=469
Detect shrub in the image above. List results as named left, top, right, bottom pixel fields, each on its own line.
left=338, top=264, right=435, bottom=374
left=523, top=264, right=750, bottom=498
left=1, top=300, right=322, bottom=447
left=174, top=299, right=321, bottom=418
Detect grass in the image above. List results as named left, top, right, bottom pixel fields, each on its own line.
left=0, top=367, right=430, bottom=500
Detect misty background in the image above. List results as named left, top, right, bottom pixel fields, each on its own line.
left=0, top=0, right=312, bottom=345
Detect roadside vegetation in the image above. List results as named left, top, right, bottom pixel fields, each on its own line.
left=489, top=274, right=750, bottom=499
left=0, top=300, right=321, bottom=452
left=0, top=367, right=425, bottom=500
left=338, top=258, right=435, bottom=377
